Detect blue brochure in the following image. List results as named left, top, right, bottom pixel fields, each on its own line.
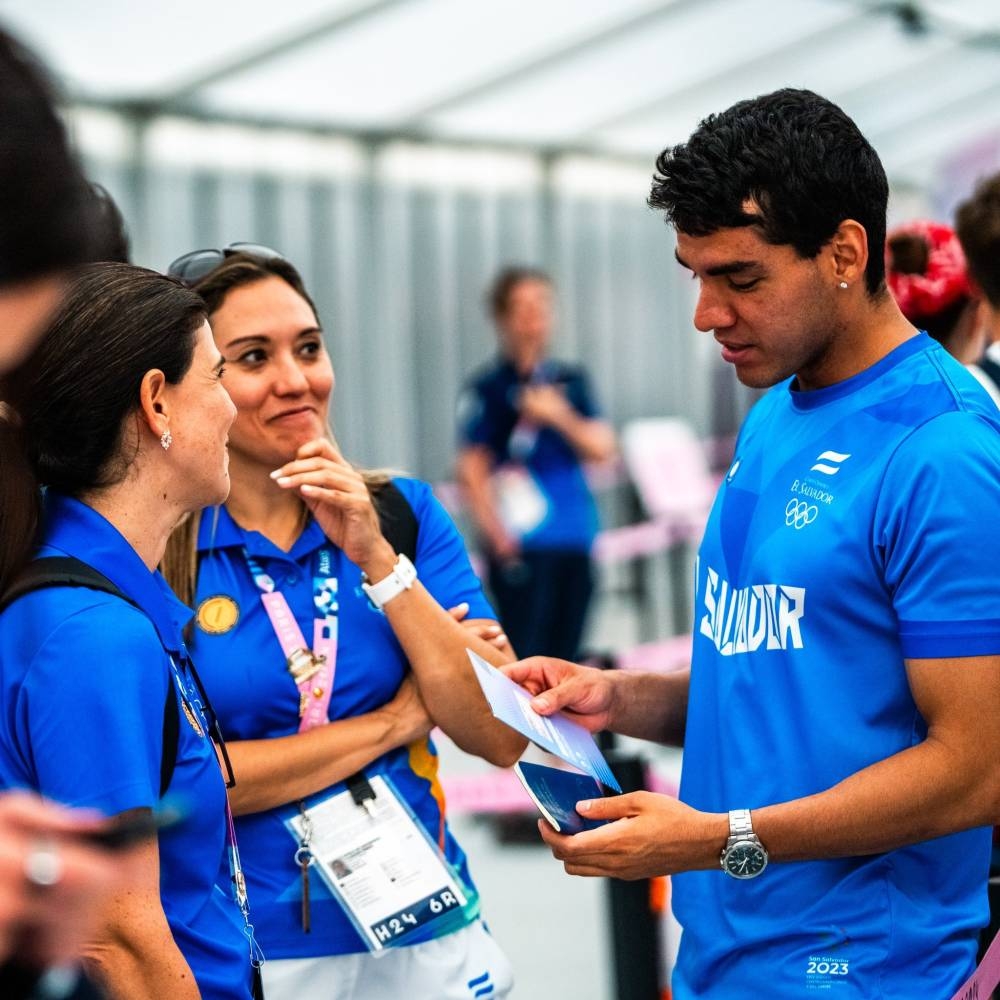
left=467, top=649, right=622, bottom=792
left=514, top=761, right=612, bottom=834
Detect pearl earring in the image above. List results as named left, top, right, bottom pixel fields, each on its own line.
left=838, top=281, right=848, bottom=289
left=160, top=430, right=172, bottom=450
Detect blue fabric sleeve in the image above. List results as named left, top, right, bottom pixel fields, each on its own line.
left=17, top=598, right=166, bottom=812
left=396, top=478, right=496, bottom=620
left=567, top=368, right=600, bottom=420
left=875, top=410, right=1000, bottom=659
left=456, top=380, right=496, bottom=450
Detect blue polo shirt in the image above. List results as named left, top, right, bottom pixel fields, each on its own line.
left=457, top=357, right=600, bottom=551
left=0, top=492, right=252, bottom=1000
left=189, top=477, right=494, bottom=958
left=674, top=334, right=1000, bottom=999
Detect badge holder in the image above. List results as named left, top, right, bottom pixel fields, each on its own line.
left=286, top=773, right=478, bottom=953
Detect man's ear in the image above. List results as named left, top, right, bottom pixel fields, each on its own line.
left=137, top=369, right=170, bottom=442
left=828, top=219, right=869, bottom=290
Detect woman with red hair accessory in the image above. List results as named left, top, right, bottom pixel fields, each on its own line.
left=886, top=219, right=1000, bottom=406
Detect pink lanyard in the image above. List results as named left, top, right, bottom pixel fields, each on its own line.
left=948, top=926, right=1000, bottom=1000
left=245, top=549, right=337, bottom=732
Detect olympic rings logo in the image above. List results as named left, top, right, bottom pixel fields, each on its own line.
left=785, top=499, right=818, bottom=529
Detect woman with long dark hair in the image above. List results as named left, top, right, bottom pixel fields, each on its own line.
left=0, top=263, right=255, bottom=999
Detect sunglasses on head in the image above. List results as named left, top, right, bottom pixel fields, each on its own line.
left=167, top=242, right=284, bottom=286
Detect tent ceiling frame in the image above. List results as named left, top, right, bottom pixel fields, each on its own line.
left=72, top=94, right=656, bottom=169
left=867, top=73, right=1000, bottom=148
left=573, top=7, right=869, bottom=139
left=156, top=0, right=409, bottom=108
left=396, top=0, right=713, bottom=125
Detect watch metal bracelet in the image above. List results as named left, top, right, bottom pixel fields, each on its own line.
left=729, top=808, right=754, bottom=839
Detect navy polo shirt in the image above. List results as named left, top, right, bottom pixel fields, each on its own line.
left=457, top=357, right=600, bottom=551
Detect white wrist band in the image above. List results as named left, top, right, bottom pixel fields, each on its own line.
left=361, top=553, right=417, bottom=610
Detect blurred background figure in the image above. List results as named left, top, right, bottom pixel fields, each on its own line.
left=955, top=170, right=1000, bottom=965
left=88, top=183, right=131, bottom=265
left=0, top=26, right=141, bottom=1000
left=456, top=266, right=616, bottom=662
left=956, top=173, right=1000, bottom=403
left=0, top=28, right=99, bottom=372
left=885, top=219, right=1000, bottom=406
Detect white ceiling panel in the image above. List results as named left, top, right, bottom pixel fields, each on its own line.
left=424, top=0, right=850, bottom=144
left=1, top=0, right=1000, bottom=190
left=195, top=0, right=665, bottom=126
left=0, top=0, right=365, bottom=96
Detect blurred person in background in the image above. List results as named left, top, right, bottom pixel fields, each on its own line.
left=88, top=183, right=131, bottom=266
left=0, top=264, right=255, bottom=999
left=955, top=171, right=1000, bottom=963
left=0, top=25, right=144, bottom=999
left=162, top=248, right=522, bottom=1000
left=885, top=218, right=1000, bottom=406
left=956, top=173, right=1000, bottom=403
left=456, top=266, right=616, bottom=662
left=0, top=29, right=101, bottom=372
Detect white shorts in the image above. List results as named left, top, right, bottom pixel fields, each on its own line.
left=260, top=920, right=514, bottom=1000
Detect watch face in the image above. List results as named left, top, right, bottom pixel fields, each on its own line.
left=723, top=841, right=767, bottom=879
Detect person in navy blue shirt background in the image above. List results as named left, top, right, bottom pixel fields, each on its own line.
left=505, top=90, right=1000, bottom=999
left=456, top=266, right=617, bottom=661
left=0, top=263, right=254, bottom=999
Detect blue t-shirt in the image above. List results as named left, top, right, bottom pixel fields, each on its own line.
left=0, top=493, right=252, bottom=1000
left=189, top=477, right=494, bottom=958
left=457, top=357, right=600, bottom=551
left=674, top=335, right=1000, bottom=1000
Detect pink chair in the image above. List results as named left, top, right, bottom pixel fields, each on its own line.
left=619, top=417, right=716, bottom=544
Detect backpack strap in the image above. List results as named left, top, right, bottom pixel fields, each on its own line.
left=373, top=480, right=419, bottom=564
left=1, top=556, right=179, bottom=798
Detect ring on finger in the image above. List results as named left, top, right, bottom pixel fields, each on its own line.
left=24, top=840, right=63, bottom=890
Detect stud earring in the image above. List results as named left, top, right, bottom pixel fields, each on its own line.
left=160, top=429, right=172, bottom=450
left=838, top=281, right=849, bottom=289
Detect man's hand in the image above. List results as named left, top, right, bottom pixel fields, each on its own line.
left=537, top=791, right=727, bottom=880
left=503, top=657, right=616, bottom=732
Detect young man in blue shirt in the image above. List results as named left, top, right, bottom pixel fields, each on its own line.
left=506, top=88, right=1000, bottom=998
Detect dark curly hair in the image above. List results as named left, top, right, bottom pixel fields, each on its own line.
left=649, top=88, right=888, bottom=295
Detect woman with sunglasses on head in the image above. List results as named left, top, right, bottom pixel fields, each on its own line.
left=0, top=263, right=257, bottom=999
left=162, top=247, right=523, bottom=1000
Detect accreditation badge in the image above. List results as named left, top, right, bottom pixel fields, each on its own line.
left=196, top=595, right=240, bottom=634
left=286, top=776, right=470, bottom=953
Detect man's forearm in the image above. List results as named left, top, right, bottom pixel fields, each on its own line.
left=608, top=669, right=689, bottom=746
left=754, top=735, right=1000, bottom=864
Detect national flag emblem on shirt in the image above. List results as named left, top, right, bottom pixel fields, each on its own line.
left=809, top=451, right=851, bottom=475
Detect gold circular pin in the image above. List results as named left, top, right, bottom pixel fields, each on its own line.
left=196, top=595, right=240, bottom=634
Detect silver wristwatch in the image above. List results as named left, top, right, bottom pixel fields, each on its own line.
left=720, top=808, right=768, bottom=879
